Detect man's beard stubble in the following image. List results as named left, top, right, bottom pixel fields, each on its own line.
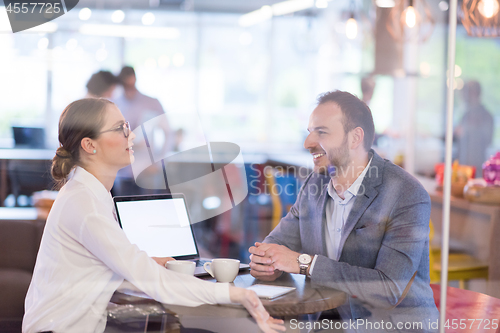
left=329, top=139, right=350, bottom=171
left=315, top=136, right=351, bottom=176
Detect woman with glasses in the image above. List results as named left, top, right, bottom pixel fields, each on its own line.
left=23, top=98, right=284, bottom=333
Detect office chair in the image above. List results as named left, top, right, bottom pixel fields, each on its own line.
left=8, top=160, right=54, bottom=206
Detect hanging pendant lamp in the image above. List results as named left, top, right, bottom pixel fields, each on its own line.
left=461, top=0, right=500, bottom=37
left=386, top=0, right=435, bottom=42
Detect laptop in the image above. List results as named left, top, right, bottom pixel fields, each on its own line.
left=113, top=193, right=249, bottom=276
left=12, top=126, right=46, bottom=148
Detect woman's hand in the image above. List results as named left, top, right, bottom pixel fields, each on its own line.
left=152, top=257, right=175, bottom=267
left=229, top=287, right=285, bottom=333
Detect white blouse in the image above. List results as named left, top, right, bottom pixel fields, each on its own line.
left=23, top=167, right=230, bottom=333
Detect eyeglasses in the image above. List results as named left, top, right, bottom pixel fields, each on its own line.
left=99, top=121, right=131, bottom=138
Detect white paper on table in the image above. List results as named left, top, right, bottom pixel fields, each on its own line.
left=246, top=284, right=296, bottom=299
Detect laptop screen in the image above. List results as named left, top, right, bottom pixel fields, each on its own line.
left=12, top=126, right=46, bottom=148
left=114, top=194, right=199, bottom=259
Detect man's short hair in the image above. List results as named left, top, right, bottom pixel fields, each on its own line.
left=118, top=66, right=136, bottom=83
left=317, top=90, right=375, bottom=151
left=86, top=71, right=119, bottom=97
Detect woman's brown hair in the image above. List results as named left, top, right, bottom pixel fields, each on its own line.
left=52, top=98, right=112, bottom=187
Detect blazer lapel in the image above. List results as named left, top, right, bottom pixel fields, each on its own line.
left=338, top=150, right=385, bottom=256
left=316, top=183, right=330, bottom=256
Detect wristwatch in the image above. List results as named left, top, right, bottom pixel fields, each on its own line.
left=297, top=254, right=312, bottom=275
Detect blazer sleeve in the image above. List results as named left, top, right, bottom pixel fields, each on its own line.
left=310, top=188, right=431, bottom=310
left=262, top=173, right=317, bottom=252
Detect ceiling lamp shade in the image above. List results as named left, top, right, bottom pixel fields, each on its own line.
left=386, top=0, right=435, bottom=42
left=461, top=0, right=500, bottom=36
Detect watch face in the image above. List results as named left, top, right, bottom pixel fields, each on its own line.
left=298, top=254, right=311, bottom=264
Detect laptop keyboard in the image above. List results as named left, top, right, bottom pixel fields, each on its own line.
left=195, top=259, right=210, bottom=267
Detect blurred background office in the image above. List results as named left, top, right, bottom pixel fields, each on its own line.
left=1, top=0, right=500, bottom=292
left=1, top=0, right=500, bottom=165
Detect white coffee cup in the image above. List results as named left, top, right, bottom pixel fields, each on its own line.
left=166, top=260, right=196, bottom=275
left=203, top=258, right=240, bottom=283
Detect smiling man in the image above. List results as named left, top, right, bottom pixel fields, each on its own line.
left=249, top=91, right=439, bottom=332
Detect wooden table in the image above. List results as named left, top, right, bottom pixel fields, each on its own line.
left=431, top=284, right=500, bottom=332
left=109, top=272, right=346, bottom=332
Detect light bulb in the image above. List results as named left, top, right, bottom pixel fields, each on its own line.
left=142, top=12, right=155, bottom=26
left=346, top=18, right=358, bottom=39
left=111, top=10, right=125, bottom=23
left=79, top=8, right=92, bottom=21
left=405, top=6, right=416, bottom=28
left=478, top=0, right=500, bottom=18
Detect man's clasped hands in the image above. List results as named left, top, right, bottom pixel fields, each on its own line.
left=249, top=242, right=306, bottom=281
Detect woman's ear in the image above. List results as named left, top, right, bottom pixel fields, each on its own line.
left=350, top=127, right=365, bottom=150
left=81, top=137, right=96, bottom=155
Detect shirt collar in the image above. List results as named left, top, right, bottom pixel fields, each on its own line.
left=328, top=157, right=373, bottom=202
left=72, top=166, right=113, bottom=204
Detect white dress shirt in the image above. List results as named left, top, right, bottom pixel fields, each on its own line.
left=23, top=167, right=230, bottom=333
left=309, top=158, right=372, bottom=275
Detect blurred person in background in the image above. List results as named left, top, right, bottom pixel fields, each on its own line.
left=115, top=66, right=170, bottom=133
left=361, top=75, right=381, bottom=147
left=361, top=75, right=376, bottom=106
left=455, top=80, right=494, bottom=177
left=113, top=66, right=173, bottom=195
left=85, top=70, right=120, bottom=99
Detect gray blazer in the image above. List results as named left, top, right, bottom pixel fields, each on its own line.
left=264, top=150, right=439, bottom=332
